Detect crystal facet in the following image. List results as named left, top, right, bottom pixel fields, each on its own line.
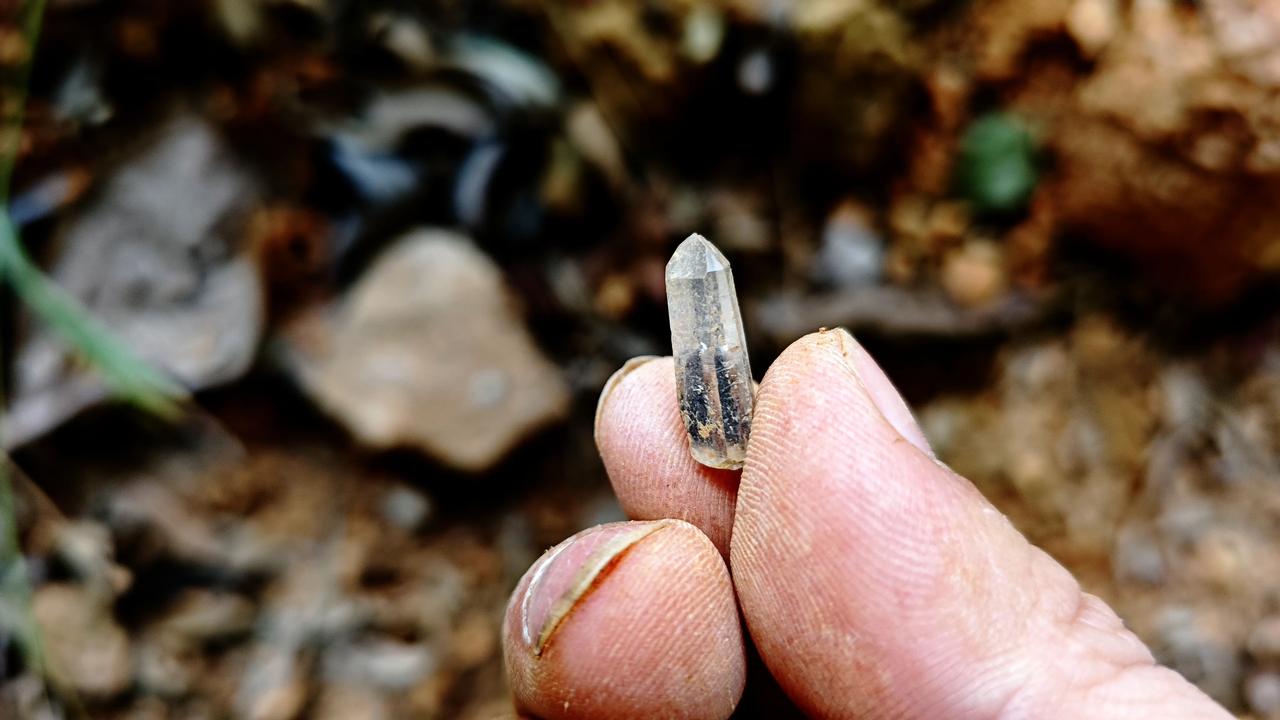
left=666, top=233, right=755, bottom=469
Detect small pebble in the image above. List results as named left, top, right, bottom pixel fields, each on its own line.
left=313, top=684, right=390, bottom=720
left=236, top=646, right=307, bottom=720
left=381, top=485, right=433, bottom=532
left=32, top=583, right=131, bottom=699
left=322, top=639, right=436, bottom=691
left=1249, top=616, right=1280, bottom=663
left=681, top=4, right=725, bottom=64
left=738, top=48, right=774, bottom=95
left=1113, top=524, right=1166, bottom=585
left=1247, top=671, right=1280, bottom=718
left=941, top=239, right=1008, bottom=307
left=812, top=200, right=884, bottom=288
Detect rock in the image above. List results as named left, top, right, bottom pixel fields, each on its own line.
left=940, top=239, right=1008, bottom=308
left=681, top=4, right=726, bottom=64
left=52, top=520, right=131, bottom=595
left=811, top=200, right=883, bottom=288
left=236, top=645, right=308, bottom=720
left=708, top=189, right=772, bottom=253
left=566, top=102, right=628, bottom=191
left=380, top=484, right=434, bottom=533
left=366, top=12, right=435, bottom=73
left=1113, top=523, right=1166, bottom=585
left=284, top=230, right=570, bottom=472
left=1152, top=606, right=1243, bottom=708
left=1249, top=616, right=1280, bottom=663
left=135, top=631, right=198, bottom=697
left=159, top=589, right=257, bottom=643
left=103, top=480, right=238, bottom=573
left=321, top=638, right=436, bottom=691
left=1202, top=0, right=1280, bottom=88
left=5, top=114, right=265, bottom=448
left=313, top=684, right=390, bottom=720
left=1247, top=671, right=1280, bottom=719
left=1066, top=0, right=1118, bottom=57
left=1249, top=671, right=1280, bottom=712
left=593, top=273, right=637, bottom=321
left=450, top=610, right=498, bottom=670
left=0, top=675, right=57, bottom=720
left=753, top=285, right=1044, bottom=342
left=263, top=555, right=369, bottom=646
left=32, top=583, right=131, bottom=699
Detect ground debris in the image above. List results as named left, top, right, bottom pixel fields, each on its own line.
left=5, top=114, right=265, bottom=448
left=919, top=323, right=1280, bottom=712
left=32, top=584, right=131, bottom=700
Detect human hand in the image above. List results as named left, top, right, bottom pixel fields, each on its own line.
left=502, top=329, right=1233, bottom=719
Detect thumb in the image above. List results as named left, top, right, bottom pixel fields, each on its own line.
left=730, top=329, right=1231, bottom=719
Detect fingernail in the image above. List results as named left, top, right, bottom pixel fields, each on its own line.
left=826, top=328, right=933, bottom=455
left=595, top=356, right=660, bottom=439
left=519, top=520, right=671, bottom=656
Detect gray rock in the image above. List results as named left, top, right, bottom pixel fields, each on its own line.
left=158, top=589, right=257, bottom=643
left=1249, top=616, right=1280, bottom=663
left=321, top=638, right=436, bottom=691
left=1113, top=524, right=1166, bottom=585
left=53, top=520, right=131, bottom=595
left=236, top=645, right=308, bottom=720
left=1153, top=606, right=1242, bottom=708
left=1247, top=671, right=1280, bottom=719
left=5, top=114, right=264, bottom=448
left=380, top=484, right=434, bottom=532
left=811, top=201, right=884, bottom=288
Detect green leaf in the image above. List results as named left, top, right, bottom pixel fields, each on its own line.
left=956, top=112, right=1039, bottom=216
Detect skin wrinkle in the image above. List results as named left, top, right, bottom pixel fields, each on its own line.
left=1018, top=593, right=1168, bottom=719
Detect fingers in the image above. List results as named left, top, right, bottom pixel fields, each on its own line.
left=595, top=356, right=740, bottom=555
left=503, top=520, right=746, bottom=720
left=730, top=329, right=1231, bottom=719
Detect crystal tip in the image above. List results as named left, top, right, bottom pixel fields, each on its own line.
left=667, top=233, right=729, bottom=278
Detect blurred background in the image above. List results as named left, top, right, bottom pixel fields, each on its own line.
left=1, top=0, right=1279, bottom=717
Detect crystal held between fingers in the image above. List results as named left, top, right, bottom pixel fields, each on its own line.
left=665, top=233, right=755, bottom=470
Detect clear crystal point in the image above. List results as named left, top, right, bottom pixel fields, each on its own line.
left=666, top=233, right=754, bottom=470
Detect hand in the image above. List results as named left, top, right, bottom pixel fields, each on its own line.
left=502, top=329, right=1232, bottom=719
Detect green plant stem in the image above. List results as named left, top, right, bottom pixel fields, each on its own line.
left=0, top=214, right=187, bottom=417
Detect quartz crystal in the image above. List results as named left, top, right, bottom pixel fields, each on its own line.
left=666, top=233, right=755, bottom=469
